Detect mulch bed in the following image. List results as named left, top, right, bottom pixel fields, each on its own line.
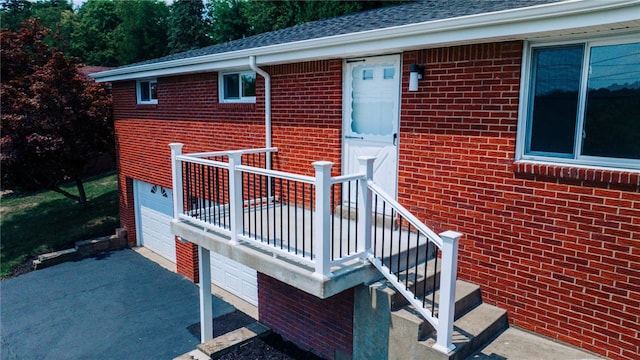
left=218, top=333, right=325, bottom=360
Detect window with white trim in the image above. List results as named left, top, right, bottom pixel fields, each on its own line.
left=219, top=71, right=256, bottom=103
left=518, top=36, right=640, bottom=169
left=137, top=79, right=157, bottom=104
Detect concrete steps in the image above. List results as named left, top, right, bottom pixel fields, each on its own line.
left=354, top=265, right=508, bottom=360
left=387, top=278, right=508, bottom=360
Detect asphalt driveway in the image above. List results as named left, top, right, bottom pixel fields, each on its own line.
left=0, top=249, right=236, bottom=359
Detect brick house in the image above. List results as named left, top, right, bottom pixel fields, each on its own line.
left=92, top=1, right=639, bottom=359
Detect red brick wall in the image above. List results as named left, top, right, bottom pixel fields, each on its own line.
left=399, top=42, right=640, bottom=360
left=258, top=274, right=354, bottom=359
left=112, top=43, right=639, bottom=359
left=112, top=60, right=344, bottom=277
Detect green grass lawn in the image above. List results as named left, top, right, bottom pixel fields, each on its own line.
left=0, top=173, right=120, bottom=278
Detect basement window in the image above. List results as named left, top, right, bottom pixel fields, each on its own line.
left=219, top=71, right=256, bottom=103
left=137, top=79, right=158, bottom=104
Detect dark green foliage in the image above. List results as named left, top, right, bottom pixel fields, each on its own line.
left=1, top=19, right=114, bottom=205
left=4, top=0, right=394, bottom=66
left=207, top=0, right=396, bottom=44
left=0, top=0, right=34, bottom=31
left=208, top=0, right=250, bottom=43
left=168, top=0, right=210, bottom=54
left=111, top=0, right=169, bottom=65
left=69, top=0, right=120, bottom=66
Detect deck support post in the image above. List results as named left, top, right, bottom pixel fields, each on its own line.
left=169, top=143, right=184, bottom=221
left=228, top=151, right=244, bottom=245
left=357, top=157, right=376, bottom=258
left=433, top=230, right=462, bottom=354
left=312, top=161, right=333, bottom=278
left=198, top=245, right=213, bottom=343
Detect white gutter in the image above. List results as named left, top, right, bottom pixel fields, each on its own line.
left=249, top=56, right=272, bottom=171
left=91, top=0, right=640, bottom=82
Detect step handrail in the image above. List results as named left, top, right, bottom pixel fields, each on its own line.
left=358, top=157, right=461, bottom=355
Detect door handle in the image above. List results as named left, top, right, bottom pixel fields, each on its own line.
left=393, top=133, right=398, bottom=146
left=345, top=135, right=364, bottom=139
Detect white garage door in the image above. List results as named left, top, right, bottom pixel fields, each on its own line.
left=211, top=252, right=258, bottom=306
left=134, top=180, right=175, bottom=263
left=134, top=180, right=257, bottom=305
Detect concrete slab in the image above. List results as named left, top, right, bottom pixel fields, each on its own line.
left=467, top=327, right=605, bottom=360
left=197, top=322, right=270, bottom=357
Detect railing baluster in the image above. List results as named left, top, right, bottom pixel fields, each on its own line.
left=393, top=209, right=400, bottom=277
left=259, top=173, right=264, bottom=242
left=413, top=229, right=420, bottom=298
left=242, top=172, right=246, bottom=235
left=354, top=180, right=358, bottom=253
left=339, top=183, right=344, bottom=257
left=206, top=164, right=211, bottom=224
left=214, top=161, right=219, bottom=226
left=310, top=185, right=314, bottom=260
left=432, top=247, right=438, bottom=316
left=346, top=180, right=351, bottom=256
left=184, top=162, right=190, bottom=215
left=423, top=237, right=430, bottom=308
left=279, top=178, right=283, bottom=249
left=302, top=183, right=306, bottom=257
left=381, top=200, right=386, bottom=267
left=253, top=170, right=257, bottom=239
left=287, top=180, right=291, bottom=252
left=373, top=194, right=378, bottom=257
left=330, top=184, right=335, bottom=260
left=265, top=174, right=270, bottom=244
left=294, top=183, right=298, bottom=255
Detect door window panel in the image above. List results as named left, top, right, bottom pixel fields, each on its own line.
left=350, top=66, right=396, bottom=136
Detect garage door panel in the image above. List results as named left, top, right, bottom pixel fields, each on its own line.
left=134, top=180, right=175, bottom=263
left=210, top=251, right=257, bottom=306
left=135, top=180, right=257, bottom=306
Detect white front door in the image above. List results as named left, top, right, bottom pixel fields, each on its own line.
left=343, top=55, right=401, bottom=204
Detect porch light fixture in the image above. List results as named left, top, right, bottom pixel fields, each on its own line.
left=408, top=64, right=425, bottom=92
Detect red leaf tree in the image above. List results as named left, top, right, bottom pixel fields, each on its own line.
left=1, top=19, right=114, bottom=205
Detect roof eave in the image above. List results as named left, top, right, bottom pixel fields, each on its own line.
left=90, top=0, right=640, bottom=82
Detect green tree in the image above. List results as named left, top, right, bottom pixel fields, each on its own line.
left=1, top=19, right=114, bottom=206
left=70, top=0, right=120, bottom=66
left=208, top=0, right=398, bottom=45
left=207, top=0, right=249, bottom=44
left=112, top=0, right=170, bottom=64
left=30, top=0, right=72, bottom=32
left=0, top=0, right=34, bottom=31
left=168, top=0, right=210, bottom=54
left=1, top=0, right=74, bottom=48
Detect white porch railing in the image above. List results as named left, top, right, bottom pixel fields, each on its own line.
left=169, top=143, right=461, bottom=354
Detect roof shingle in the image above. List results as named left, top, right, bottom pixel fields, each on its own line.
left=122, top=0, right=561, bottom=69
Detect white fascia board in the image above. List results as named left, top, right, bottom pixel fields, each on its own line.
left=91, top=0, right=640, bottom=82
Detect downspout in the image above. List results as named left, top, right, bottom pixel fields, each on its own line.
left=249, top=55, right=272, bottom=171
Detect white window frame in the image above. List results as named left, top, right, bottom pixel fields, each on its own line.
left=136, top=79, right=158, bottom=104
left=218, top=71, right=256, bottom=104
left=516, top=34, right=640, bottom=170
